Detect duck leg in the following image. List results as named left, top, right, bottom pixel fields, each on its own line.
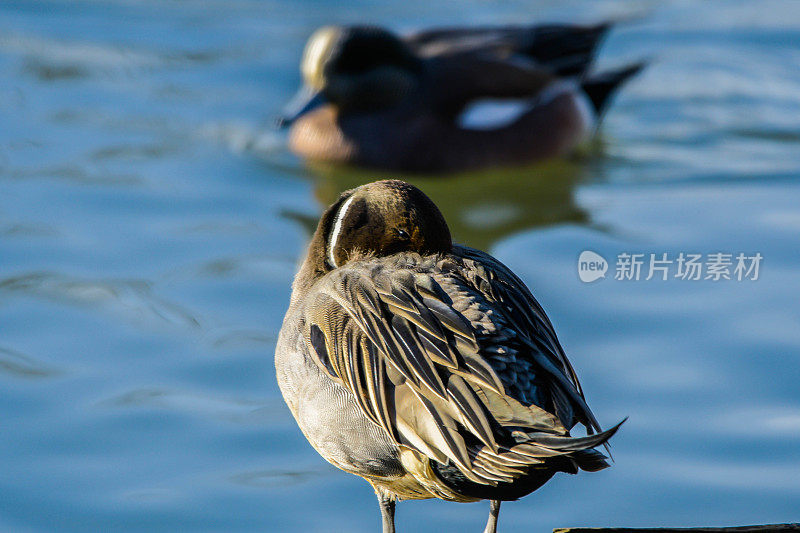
left=483, top=500, right=501, bottom=533
left=376, top=491, right=396, bottom=533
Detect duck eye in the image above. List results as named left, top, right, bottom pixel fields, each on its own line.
left=395, top=228, right=410, bottom=240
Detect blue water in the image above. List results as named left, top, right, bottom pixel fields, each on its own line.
left=1, top=1, right=799, bottom=531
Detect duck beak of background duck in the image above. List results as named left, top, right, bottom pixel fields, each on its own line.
left=276, top=86, right=327, bottom=128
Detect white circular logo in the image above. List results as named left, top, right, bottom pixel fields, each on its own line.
left=578, top=251, right=608, bottom=283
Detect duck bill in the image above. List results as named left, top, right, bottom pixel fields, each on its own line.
left=276, top=86, right=327, bottom=128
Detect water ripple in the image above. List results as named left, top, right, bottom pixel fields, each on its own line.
left=0, top=272, right=201, bottom=329
left=0, top=346, right=62, bottom=379
left=102, top=387, right=279, bottom=423
left=207, top=328, right=276, bottom=350
left=199, top=121, right=284, bottom=155
left=5, top=164, right=143, bottom=186
left=0, top=31, right=230, bottom=81
left=228, top=468, right=329, bottom=488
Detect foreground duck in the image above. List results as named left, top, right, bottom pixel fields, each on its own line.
left=275, top=180, right=621, bottom=532
left=279, top=23, right=643, bottom=172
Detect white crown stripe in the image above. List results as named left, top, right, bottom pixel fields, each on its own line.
left=328, top=195, right=356, bottom=268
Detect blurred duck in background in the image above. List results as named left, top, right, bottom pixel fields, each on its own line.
left=278, top=23, right=643, bottom=173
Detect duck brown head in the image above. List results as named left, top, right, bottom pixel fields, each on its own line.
left=295, top=180, right=452, bottom=292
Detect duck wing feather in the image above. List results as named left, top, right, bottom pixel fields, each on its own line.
left=404, top=22, right=611, bottom=77
left=301, top=248, right=613, bottom=487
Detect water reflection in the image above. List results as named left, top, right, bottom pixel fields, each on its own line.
left=291, top=158, right=591, bottom=250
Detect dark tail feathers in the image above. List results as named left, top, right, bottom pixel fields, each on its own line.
left=522, top=22, right=612, bottom=77
left=581, top=62, right=646, bottom=117
left=526, top=418, right=625, bottom=452
left=571, top=448, right=612, bottom=472
left=543, top=418, right=626, bottom=474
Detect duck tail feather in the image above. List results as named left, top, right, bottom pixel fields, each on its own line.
left=581, top=62, right=645, bottom=117
left=522, top=417, right=625, bottom=454
left=522, top=22, right=612, bottom=77
left=570, top=448, right=611, bottom=472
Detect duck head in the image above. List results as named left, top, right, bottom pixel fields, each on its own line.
left=296, top=180, right=452, bottom=289
left=279, top=26, right=423, bottom=126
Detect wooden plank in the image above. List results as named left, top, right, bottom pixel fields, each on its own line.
left=554, top=525, right=800, bottom=533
